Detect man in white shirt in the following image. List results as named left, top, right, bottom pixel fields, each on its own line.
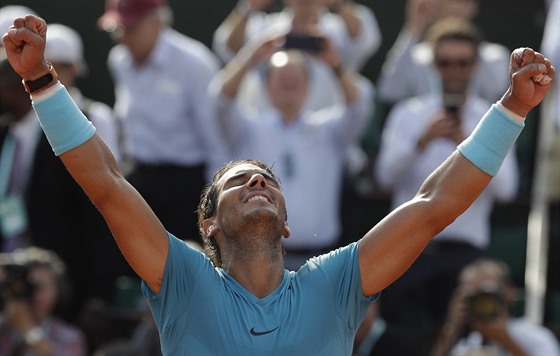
left=377, top=0, right=510, bottom=104
left=98, top=0, right=227, bottom=243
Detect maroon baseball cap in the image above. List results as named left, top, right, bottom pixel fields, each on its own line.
left=98, top=0, right=166, bottom=31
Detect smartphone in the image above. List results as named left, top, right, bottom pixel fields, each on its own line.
left=443, top=93, right=464, bottom=117
left=283, top=34, right=324, bottom=52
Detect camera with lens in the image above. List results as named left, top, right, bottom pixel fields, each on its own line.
left=0, top=253, right=37, bottom=305
left=467, top=283, right=505, bottom=321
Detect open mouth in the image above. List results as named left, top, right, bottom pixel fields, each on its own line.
left=245, top=194, right=271, bottom=204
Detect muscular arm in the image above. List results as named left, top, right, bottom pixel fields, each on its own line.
left=359, top=151, right=490, bottom=296
left=359, top=47, right=555, bottom=297
left=60, top=133, right=168, bottom=293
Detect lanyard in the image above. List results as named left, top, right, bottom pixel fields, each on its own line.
left=0, top=133, right=16, bottom=199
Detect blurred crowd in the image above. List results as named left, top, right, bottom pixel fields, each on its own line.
left=0, top=0, right=558, bottom=355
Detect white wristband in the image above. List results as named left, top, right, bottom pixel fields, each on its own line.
left=497, top=102, right=525, bottom=123
left=31, top=81, right=64, bottom=103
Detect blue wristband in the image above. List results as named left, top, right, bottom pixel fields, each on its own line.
left=32, top=85, right=96, bottom=156
left=458, top=104, right=524, bottom=176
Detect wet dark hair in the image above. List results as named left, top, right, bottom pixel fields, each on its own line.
left=197, top=159, right=281, bottom=267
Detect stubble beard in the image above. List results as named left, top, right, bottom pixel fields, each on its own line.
left=220, top=208, right=286, bottom=251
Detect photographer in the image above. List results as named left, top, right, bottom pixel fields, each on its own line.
left=0, top=247, right=86, bottom=356
left=432, top=258, right=560, bottom=356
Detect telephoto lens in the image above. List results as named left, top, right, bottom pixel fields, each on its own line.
left=467, top=283, right=505, bottom=321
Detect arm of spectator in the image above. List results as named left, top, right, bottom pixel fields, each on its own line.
left=404, top=0, right=438, bottom=38
left=212, top=0, right=273, bottom=63
left=220, top=35, right=282, bottom=99
left=337, top=2, right=382, bottom=70
left=431, top=286, right=469, bottom=356
left=357, top=47, right=555, bottom=297
left=374, top=103, right=426, bottom=190
left=328, top=73, right=374, bottom=148
left=377, top=0, right=437, bottom=102
left=471, top=316, right=529, bottom=356
left=4, top=300, right=53, bottom=355
left=314, top=36, right=359, bottom=104
left=326, top=0, right=361, bottom=38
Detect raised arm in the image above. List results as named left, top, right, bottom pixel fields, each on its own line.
left=220, top=35, right=282, bottom=99
left=212, top=0, right=274, bottom=63
left=358, top=47, right=555, bottom=297
left=2, top=15, right=169, bottom=293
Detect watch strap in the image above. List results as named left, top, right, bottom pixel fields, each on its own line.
left=22, top=62, right=57, bottom=94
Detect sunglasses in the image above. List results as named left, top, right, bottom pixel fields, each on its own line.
left=435, top=58, right=475, bottom=69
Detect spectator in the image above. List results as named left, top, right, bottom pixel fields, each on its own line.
left=97, top=0, right=227, bottom=243
left=374, top=17, right=519, bottom=355
left=212, top=0, right=380, bottom=113
left=431, top=258, right=560, bottom=356
left=209, top=36, right=373, bottom=269
left=377, top=0, right=510, bottom=104
left=45, top=23, right=121, bottom=162
left=0, top=247, right=87, bottom=356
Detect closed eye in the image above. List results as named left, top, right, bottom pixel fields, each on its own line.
left=223, top=172, right=280, bottom=190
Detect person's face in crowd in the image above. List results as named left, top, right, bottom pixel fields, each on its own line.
left=112, top=13, right=162, bottom=64
left=266, top=52, right=309, bottom=119
left=461, top=262, right=503, bottom=293
left=434, top=39, right=477, bottom=95
left=437, top=0, right=479, bottom=20
left=30, top=265, right=59, bottom=322
left=206, top=163, right=290, bottom=247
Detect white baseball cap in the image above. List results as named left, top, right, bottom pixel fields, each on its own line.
left=44, top=23, right=88, bottom=75
left=0, top=5, right=37, bottom=39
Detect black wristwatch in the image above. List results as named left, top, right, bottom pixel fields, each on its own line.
left=22, top=62, right=57, bottom=93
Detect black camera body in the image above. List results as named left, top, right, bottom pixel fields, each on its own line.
left=467, top=284, right=505, bottom=321
left=0, top=258, right=37, bottom=304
